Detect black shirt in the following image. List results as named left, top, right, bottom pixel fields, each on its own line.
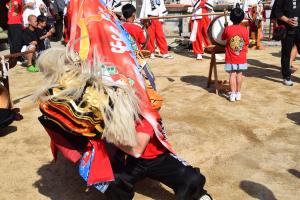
left=35, top=27, right=47, bottom=51
left=22, top=27, right=37, bottom=46
left=272, top=0, right=300, bottom=30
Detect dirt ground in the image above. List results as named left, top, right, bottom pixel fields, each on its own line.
left=0, top=46, right=299, bottom=200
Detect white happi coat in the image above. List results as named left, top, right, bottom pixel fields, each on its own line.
left=191, top=0, right=214, bottom=20
left=105, top=0, right=121, bottom=9
left=140, top=0, right=168, bottom=19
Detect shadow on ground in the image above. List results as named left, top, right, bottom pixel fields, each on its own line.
left=173, top=50, right=210, bottom=60
left=33, top=156, right=104, bottom=200
left=135, top=179, right=174, bottom=200
left=180, top=75, right=209, bottom=90
left=240, top=180, right=277, bottom=200
left=0, top=125, right=17, bottom=137
left=180, top=75, right=229, bottom=99
left=270, top=52, right=281, bottom=58
left=287, top=169, right=300, bottom=179
left=34, top=155, right=175, bottom=200
left=245, top=59, right=300, bottom=84
left=270, top=51, right=299, bottom=61
left=287, top=112, right=300, bottom=125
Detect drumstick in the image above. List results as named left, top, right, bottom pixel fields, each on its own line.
left=224, top=10, right=228, bottom=24
left=140, top=11, right=229, bottom=20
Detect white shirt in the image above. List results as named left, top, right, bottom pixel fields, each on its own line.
left=105, top=0, right=121, bottom=9
left=242, top=0, right=260, bottom=11
left=191, top=0, right=214, bottom=20
left=22, top=0, right=45, bottom=26
left=140, top=0, right=168, bottom=18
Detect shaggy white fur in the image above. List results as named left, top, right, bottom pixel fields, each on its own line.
left=35, top=47, right=141, bottom=147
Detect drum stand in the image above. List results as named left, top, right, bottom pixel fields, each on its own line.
left=205, top=45, right=227, bottom=95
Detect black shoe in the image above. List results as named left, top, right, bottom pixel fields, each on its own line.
left=0, top=109, right=15, bottom=129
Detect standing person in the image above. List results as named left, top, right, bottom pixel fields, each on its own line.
left=140, top=0, right=173, bottom=59
left=122, top=4, right=146, bottom=50
left=22, top=0, right=46, bottom=26
left=22, top=15, right=39, bottom=72
left=52, top=0, right=66, bottom=42
left=190, top=0, right=213, bottom=60
left=6, top=0, right=23, bottom=55
left=63, top=0, right=70, bottom=44
left=272, top=0, right=300, bottom=86
left=222, top=4, right=249, bottom=102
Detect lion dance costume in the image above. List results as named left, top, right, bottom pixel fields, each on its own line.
left=35, top=0, right=172, bottom=192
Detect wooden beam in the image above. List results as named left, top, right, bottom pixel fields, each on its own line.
left=140, top=11, right=228, bottom=20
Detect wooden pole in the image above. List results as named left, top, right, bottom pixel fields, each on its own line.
left=224, top=10, right=228, bottom=24
left=140, top=11, right=228, bottom=20
left=1, top=49, right=35, bottom=60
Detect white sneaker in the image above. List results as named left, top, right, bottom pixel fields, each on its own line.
left=235, top=92, right=241, bottom=101
left=215, top=54, right=224, bottom=61
left=196, top=54, right=203, bottom=60
left=229, top=92, right=236, bottom=102
left=283, top=78, right=293, bottom=86
left=162, top=54, right=173, bottom=59
left=199, top=194, right=213, bottom=200
left=17, top=61, right=22, bottom=65
left=150, top=53, right=155, bottom=59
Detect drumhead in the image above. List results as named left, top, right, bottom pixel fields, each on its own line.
left=208, top=15, right=233, bottom=46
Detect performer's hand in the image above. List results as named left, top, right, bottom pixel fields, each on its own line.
left=46, top=32, right=52, bottom=37
left=49, top=27, right=55, bottom=34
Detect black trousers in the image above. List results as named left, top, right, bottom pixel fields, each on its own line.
left=7, top=24, right=23, bottom=54
left=281, top=30, right=300, bottom=79
left=105, top=153, right=208, bottom=200
left=53, top=12, right=64, bottom=42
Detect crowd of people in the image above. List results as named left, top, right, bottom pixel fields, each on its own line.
left=3, top=0, right=298, bottom=82
left=0, top=0, right=299, bottom=200
left=5, top=0, right=67, bottom=72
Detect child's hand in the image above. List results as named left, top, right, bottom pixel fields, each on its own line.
left=49, top=27, right=55, bottom=34
left=31, top=41, right=37, bottom=45
left=46, top=32, right=52, bottom=37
